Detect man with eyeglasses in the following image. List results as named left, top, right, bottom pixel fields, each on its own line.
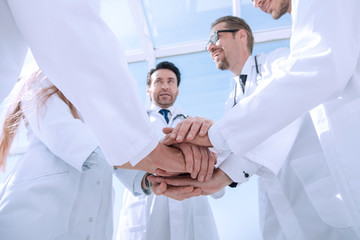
left=153, top=1, right=360, bottom=238
left=152, top=15, right=300, bottom=238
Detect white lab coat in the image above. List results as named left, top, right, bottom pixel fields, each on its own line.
left=115, top=104, right=221, bottom=240
left=0, top=74, right=114, bottom=240
left=0, top=0, right=158, bottom=166
left=213, top=0, right=360, bottom=239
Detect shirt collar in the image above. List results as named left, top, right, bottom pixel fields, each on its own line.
left=149, top=103, right=176, bottom=115
left=233, top=55, right=253, bottom=83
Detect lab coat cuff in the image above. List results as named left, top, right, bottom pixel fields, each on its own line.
left=133, top=171, right=147, bottom=196
left=114, top=169, right=146, bottom=196
left=208, top=124, right=231, bottom=152
left=76, top=145, right=99, bottom=172
left=219, top=153, right=260, bottom=183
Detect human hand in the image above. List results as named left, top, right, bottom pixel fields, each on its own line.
left=160, top=143, right=217, bottom=182
left=149, top=168, right=232, bottom=198
left=162, top=117, right=214, bottom=146
left=141, top=142, right=187, bottom=173
left=149, top=180, right=202, bottom=201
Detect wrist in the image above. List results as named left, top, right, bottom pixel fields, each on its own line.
left=216, top=168, right=233, bottom=188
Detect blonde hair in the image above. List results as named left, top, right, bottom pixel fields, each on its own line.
left=0, top=70, right=79, bottom=170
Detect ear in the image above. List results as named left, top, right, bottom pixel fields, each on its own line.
left=237, top=29, right=247, bottom=41
left=147, top=85, right=151, bottom=96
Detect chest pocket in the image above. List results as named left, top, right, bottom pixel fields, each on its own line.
left=10, top=143, right=69, bottom=186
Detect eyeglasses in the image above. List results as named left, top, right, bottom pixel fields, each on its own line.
left=206, top=29, right=239, bottom=50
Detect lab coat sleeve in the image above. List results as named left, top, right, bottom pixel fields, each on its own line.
left=0, top=1, right=28, bottom=101
left=214, top=0, right=360, bottom=173
left=219, top=153, right=264, bottom=183
left=114, top=168, right=147, bottom=196
left=6, top=0, right=158, bottom=166
left=22, top=77, right=98, bottom=171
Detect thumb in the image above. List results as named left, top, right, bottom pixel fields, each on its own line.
left=162, top=127, right=174, bottom=134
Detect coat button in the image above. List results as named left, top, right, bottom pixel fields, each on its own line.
left=86, top=235, right=91, bottom=240
left=89, top=217, right=93, bottom=222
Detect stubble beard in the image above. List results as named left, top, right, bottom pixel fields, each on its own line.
left=272, top=0, right=289, bottom=19
left=156, top=95, right=174, bottom=109
left=217, top=57, right=230, bottom=71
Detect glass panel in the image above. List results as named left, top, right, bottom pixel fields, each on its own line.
left=100, top=0, right=142, bottom=51
left=128, top=40, right=290, bottom=121
left=253, top=39, right=290, bottom=55
left=127, top=61, right=150, bottom=102
left=142, top=0, right=233, bottom=47
left=155, top=51, right=232, bottom=121
left=241, top=0, right=292, bottom=31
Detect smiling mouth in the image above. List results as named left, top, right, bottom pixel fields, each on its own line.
left=264, top=0, right=271, bottom=13
left=212, top=51, right=222, bottom=60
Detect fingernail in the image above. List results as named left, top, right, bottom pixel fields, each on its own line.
left=188, top=133, right=193, bottom=139
left=176, top=135, right=182, bottom=141
left=171, top=133, right=176, bottom=139
left=189, top=167, right=193, bottom=173
left=200, top=130, right=204, bottom=135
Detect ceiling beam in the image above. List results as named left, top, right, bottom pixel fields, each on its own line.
left=126, top=27, right=291, bottom=63
left=232, top=0, right=242, bottom=17
left=127, top=0, right=156, bottom=68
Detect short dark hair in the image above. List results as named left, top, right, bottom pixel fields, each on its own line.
left=211, top=16, right=254, bottom=54
left=147, top=61, right=181, bottom=87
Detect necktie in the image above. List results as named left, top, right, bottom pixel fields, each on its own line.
left=159, top=109, right=170, bottom=124
left=233, top=74, right=248, bottom=107
left=239, top=74, right=247, bottom=93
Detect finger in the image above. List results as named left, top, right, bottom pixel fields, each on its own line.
left=197, top=147, right=209, bottom=182
left=161, top=175, right=196, bottom=187
left=152, top=182, right=167, bottom=195
left=158, top=182, right=168, bottom=193
left=192, top=187, right=202, bottom=196
left=186, top=119, right=202, bottom=141
left=211, top=151, right=218, bottom=165
left=205, top=150, right=216, bottom=182
left=170, top=121, right=184, bottom=140
left=174, top=188, right=202, bottom=200
left=148, top=175, right=165, bottom=184
left=198, top=119, right=214, bottom=137
left=169, top=185, right=195, bottom=194
left=162, top=134, right=177, bottom=145
left=177, top=143, right=194, bottom=174
left=155, top=169, right=180, bottom=177
left=161, top=186, right=197, bottom=201
left=174, top=118, right=193, bottom=142
left=190, top=144, right=201, bottom=179
left=162, top=127, right=174, bottom=134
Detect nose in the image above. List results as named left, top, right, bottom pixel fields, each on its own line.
left=161, top=82, right=169, bottom=89
left=207, top=42, right=216, bottom=53
left=253, top=0, right=262, bottom=8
